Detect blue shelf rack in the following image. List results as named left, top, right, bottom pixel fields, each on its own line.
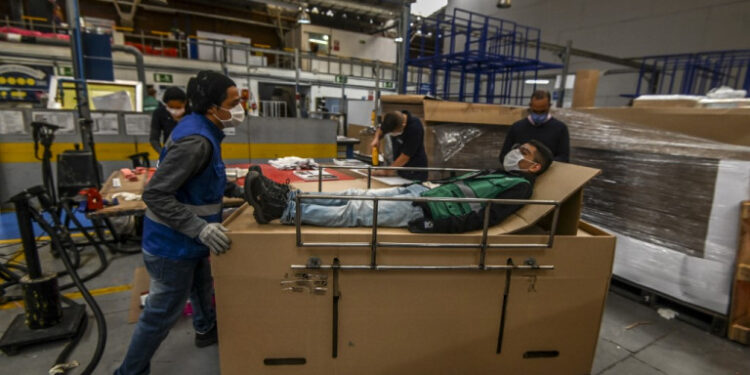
left=404, top=8, right=561, bottom=105
left=634, top=49, right=750, bottom=97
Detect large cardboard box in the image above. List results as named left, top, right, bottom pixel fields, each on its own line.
left=379, top=95, right=526, bottom=171
left=577, top=107, right=750, bottom=147
left=572, top=70, right=600, bottom=108
left=212, top=163, right=616, bottom=374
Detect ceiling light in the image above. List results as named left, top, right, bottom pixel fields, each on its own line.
left=323, top=34, right=329, bottom=40
left=497, top=0, right=512, bottom=8
left=426, top=32, right=432, bottom=37
left=297, top=11, right=311, bottom=24
left=326, top=9, right=334, bottom=17
left=415, top=29, right=422, bottom=36
left=394, top=36, right=403, bottom=43
left=369, top=18, right=373, bottom=24
left=311, top=6, right=319, bottom=14
left=342, top=13, right=347, bottom=19
left=309, top=38, right=329, bottom=45
left=525, top=79, right=550, bottom=85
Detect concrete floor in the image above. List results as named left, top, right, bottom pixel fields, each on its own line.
left=1, top=246, right=749, bottom=375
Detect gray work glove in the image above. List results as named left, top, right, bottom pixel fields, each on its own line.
left=198, top=223, right=231, bottom=255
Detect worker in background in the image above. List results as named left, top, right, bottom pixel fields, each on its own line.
left=149, top=87, right=187, bottom=154
left=115, top=71, right=245, bottom=375
left=247, top=140, right=552, bottom=233
left=499, top=90, right=570, bottom=163
left=369, top=110, right=429, bottom=181
left=143, top=84, right=159, bottom=112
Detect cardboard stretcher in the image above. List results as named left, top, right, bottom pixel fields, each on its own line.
left=213, top=162, right=615, bottom=374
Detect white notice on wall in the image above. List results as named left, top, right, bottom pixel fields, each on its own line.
left=0, top=110, right=26, bottom=134
left=124, top=114, right=151, bottom=135
left=223, top=127, right=236, bottom=136
left=31, top=111, right=76, bottom=134
left=92, top=112, right=120, bottom=135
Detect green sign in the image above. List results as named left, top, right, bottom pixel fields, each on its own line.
left=153, top=73, right=173, bottom=83
left=335, top=75, right=348, bottom=84
left=58, top=66, right=74, bottom=77
left=381, top=81, right=394, bottom=89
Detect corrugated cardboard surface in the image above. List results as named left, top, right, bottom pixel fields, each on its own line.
left=577, top=107, right=750, bottom=147
left=572, top=70, right=600, bottom=108
left=212, top=163, right=613, bottom=374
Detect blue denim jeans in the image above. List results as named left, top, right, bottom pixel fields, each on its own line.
left=280, top=184, right=429, bottom=227
left=115, top=251, right=216, bottom=375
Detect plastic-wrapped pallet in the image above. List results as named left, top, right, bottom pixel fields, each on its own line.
left=554, top=109, right=750, bottom=314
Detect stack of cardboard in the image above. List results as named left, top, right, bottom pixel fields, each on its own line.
left=556, top=109, right=750, bottom=314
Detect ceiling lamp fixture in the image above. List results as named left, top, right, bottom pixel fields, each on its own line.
left=297, top=3, right=310, bottom=24
left=394, top=36, right=403, bottom=43
left=369, top=18, right=374, bottom=24
left=497, top=0, right=511, bottom=8
left=310, top=6, right=319, bottom=14
left=342, top=13, right=347, bottom=19
left=297, top=10, right=311, bottom=24
left=326, top=9, right=335, bottom=17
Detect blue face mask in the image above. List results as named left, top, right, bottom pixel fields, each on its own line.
left=530, top=113, right=549, bottom=125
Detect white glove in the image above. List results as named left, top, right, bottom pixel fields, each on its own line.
left=198, top=223, right=231, bottom=255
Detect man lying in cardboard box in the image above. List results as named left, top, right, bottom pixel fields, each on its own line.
left=245, top=140, right=553, bottom=233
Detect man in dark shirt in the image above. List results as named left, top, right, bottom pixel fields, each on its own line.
left=369, top=110, right=429, bottom=181
left=247, top=140, right=553, bottom=234
left=149, top=87, right=187, bottom=153
left=499, top=90, right=570, bottom=163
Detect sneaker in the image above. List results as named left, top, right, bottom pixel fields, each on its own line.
left=248, top=165, right=291, bottom=197
left=244, top=171, right=269, bottom=224
left=195, top=325, right=218, bottom=348
left=244, top=171, right=287, bottom=223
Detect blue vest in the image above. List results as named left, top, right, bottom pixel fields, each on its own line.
left=142, top=114, right=226, bottom=259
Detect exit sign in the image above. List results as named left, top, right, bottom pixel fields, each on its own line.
left=58, top=66, right=74, bottom=76
left=381, top=81, right=394, bottom=89
left=153, top=73, right=173, bottom=83
left=335, top=75, right=348, bottom=84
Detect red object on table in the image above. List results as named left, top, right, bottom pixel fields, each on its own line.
left=82, top=188, right=104, bottom=211
left=120, top=168, right=138, bottom=181
left=229, top=164, right=355, bottom=187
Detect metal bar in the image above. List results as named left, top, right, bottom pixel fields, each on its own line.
left=295, top=192, right=302, bottom=246
left=331, top=257, right=340, bottom=358
left=297, top=194, right=558, bottom=206
left=318, top=164, right=480, bottom=173
left=479, top=201, right=492, bottom=269
left=290, top=264, right=554, bottom=271
left=367, top=166, right=372, bottom=189
left=497, top=258, right=513, bottom=354
left=556, top=40, right=572, bottom=108
left=371, top=200, right=379, bottom=269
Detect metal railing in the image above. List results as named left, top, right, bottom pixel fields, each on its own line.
left=0, top=17, right=398, bottom=82
left=260, top=100, right=287, bottom=117
left=292, top=165, right=561, bottom=271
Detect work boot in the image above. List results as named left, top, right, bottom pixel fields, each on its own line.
left=248, top=165, right=291, bottom=197
left=195, top=325, right=218, bottom=348
left=244, top=171, right=287, bottom=223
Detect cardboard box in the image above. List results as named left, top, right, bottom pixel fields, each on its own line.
left=212, top=162, right=616, bottom=374
left=632, top=95, right=702, bottom=108
left=572, top=70, right=600, bottom=108
left=577, top=107, right=750, bottom=147
left=379, top=95, right=526, bottom=173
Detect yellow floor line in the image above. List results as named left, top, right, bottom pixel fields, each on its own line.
left=0, top=231, right=111, bottom=245
left=0, top=284, right=132, bottom=310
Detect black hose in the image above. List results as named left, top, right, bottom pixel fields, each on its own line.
left=29, top=209, right=107, bottom=375
left=51, top=296, right=89, bottom=372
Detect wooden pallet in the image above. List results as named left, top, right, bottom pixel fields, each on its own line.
left=728, top=201, right=750, bottom=345
left=609, top=276, right=728, bottom=336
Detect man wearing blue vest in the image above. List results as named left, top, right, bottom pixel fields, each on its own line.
left=246, top=140, right=552, bottom=233
left=115, top=71, right=244, bottom=375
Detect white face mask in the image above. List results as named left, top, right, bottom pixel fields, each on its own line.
left=167, top=107, right=185, bottom=118
left=214, top=103, right=245, bottom=128
left=503, top=148, right=536, bottom=172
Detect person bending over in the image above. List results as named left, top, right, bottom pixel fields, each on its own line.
left=245, top=140, right=552, bottom=233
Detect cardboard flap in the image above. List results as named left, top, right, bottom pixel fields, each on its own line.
left=224, top=162, right=601, bottom=236
left=423, top=100, right=525, bottom=126
left=380, top=95, right=434, bottom=104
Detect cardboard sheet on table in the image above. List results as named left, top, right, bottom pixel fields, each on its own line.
left=224, top=162, right=601, bottom=236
